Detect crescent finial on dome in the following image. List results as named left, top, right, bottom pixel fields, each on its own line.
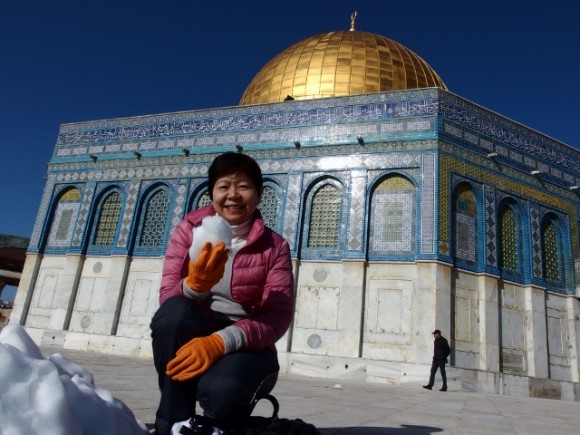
left=350, top=11, right=357, bottom=31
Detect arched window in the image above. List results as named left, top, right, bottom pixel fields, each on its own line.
left=498, top=202, right=521, bottom=275
left=453, top=185, right=477, bottom=266
left=307, top=183, right=341, bottom=249
left=258, top=184, right=280, bottom=230
left=137, top=188, right=169, bottom=248
left=196, top=191, right=211, bottom=210
left=542, top=217, right=563, bottom=283
left=93, top=191, right=122, bottom=246
left=47, top=187, right=81, bottom=249
left=369, top=175, right=415, bottom=256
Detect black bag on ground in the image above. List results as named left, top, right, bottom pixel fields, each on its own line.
left=179, top=394, right=321, bottom=435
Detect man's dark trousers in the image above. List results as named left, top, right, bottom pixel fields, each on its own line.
left=426, top=359, right=447, bottom=389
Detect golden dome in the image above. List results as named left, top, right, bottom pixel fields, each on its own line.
left=240, top=25, right=446, bottom=106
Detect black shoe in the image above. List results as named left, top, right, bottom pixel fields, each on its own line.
left=439, top=387, right=447, bottom=391
left=422, top=385, right=432, bottom=390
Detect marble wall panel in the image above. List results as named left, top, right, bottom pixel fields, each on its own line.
left=364, top=278, right=413, bottom=343
left=67, top=257, right=127, bottom=335
left=116, top=258, right=163, bottom=339
left=547, top=302, right=571, bottom=382
left=292, top=262, right=363, bottom=357
left=500, top=283, right=527, bottom=373
left=25, top=258, right=65, bottom=329
left=453, top=271, right=480, bottom=369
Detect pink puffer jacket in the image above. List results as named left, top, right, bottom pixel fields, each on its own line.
left=159, top=205, right=295, bottom=351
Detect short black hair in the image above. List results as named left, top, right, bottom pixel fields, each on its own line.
left=207, top=152, right=263, bottom=200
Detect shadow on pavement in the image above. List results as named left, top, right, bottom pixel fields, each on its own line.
left=145, top=422, right=444, bottom=434
left=319, top=425, right=443, bottom=434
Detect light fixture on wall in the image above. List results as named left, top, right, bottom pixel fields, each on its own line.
left=235, top=144, right=243, bottom=152
left=182, top=148, right=190, bottom=156
left=486, top=152, right=498, bottom=158
left=357, top=136, right=364, bottom=146
left=89, top=154, right=98, bottom=162
left=570, top=185, right=579, bottom=191
left=530, top=169, right=541, bottom=176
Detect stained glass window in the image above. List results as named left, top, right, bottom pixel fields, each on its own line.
left=138, top=189, right=169, bottom=247
left=47, top=187, right=81, bottom=248
left=307, top=184, right=340, bottom=248
left=369, top=175, right=415, bottom=254
left=93, top=192, right=122, bottom=246
left=258, top=185, right=279, bottom=230
left=453, top=187, right=477, bottom=265
left=499, top=204, right=519, bottom=273
left=542, top=219, right=562, bottom=282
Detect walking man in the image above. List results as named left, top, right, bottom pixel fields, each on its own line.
left=423, top=329, right=451, bottom=391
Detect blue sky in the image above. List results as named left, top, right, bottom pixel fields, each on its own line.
left=1, top=1, right=579, bottom=299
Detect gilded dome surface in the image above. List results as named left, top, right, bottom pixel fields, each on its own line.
left=240, top=29, right=447, bottom=106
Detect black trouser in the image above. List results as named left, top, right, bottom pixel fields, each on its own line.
left=151, top=296, right=279, bottom=434
left=427, top=359, right=447, bottom=388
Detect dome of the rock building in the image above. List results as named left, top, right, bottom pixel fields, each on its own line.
left=240, top=19, right=446, bottom=106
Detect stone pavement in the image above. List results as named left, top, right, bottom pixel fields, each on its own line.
left=40, top=345, right=580, bottom=435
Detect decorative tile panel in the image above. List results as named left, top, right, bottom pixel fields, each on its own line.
left=72, top=183, right=95, bottom=247
left=485, top=186, right=497, bottom=268
left=421, top=154, right=435, bottom=254
left=530, top=205, right=542, bottom=279
left=283, top=173, right=303, bottom=252
left=347, top=171, right=367, bottom=252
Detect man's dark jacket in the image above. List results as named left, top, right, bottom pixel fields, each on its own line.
left=433, top=336, right=451, bottom=361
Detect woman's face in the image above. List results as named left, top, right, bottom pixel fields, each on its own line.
left=212, top=172, right=262, bottom=225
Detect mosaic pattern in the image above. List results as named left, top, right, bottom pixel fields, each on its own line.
left=347, top=171, right=366, bottom=252
left=307, top=184, right=341, bottom=248
left=542, top=219, right=561, bottom=282
left=138, top=189, right=169, bottom=247
left=485, top=186, right=497, bottom=268
left=196, top=192, right=211, bottom=209
left=283, top=173, right=303, bottom=251
left=499, top=205, right=519, bottom=273
left=421, top=154, right=435, bottom=254
left=171, top=183, right=188, bottom=233
left=370, top=176, right=415, bottom=254
left=440, top=94, right=580, bottom=178
left=30, top=88, right=578, bottom=299
left=47, top=188, right=81, bottom=249
left=72, top=183, right=95, bottom=248
left=93, top=192, right=121, bottom=246
left=440, top=153, right=578, bottom=268
left=29, top=177, right=57, bottom=250
left=55, top=90, right=440, bottom=150
left=454, top=187, right=477, bottom=265
left=258, top=185, right=280, bottom=231
left=51, top=90, right=578, bottom=200
left=117, top=181, right=138, bottom=249
left=531, top=207, right=542, bottom=279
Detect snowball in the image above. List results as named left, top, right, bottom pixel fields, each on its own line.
left=189, top=215, right=233, bottom=261
left=0, top=324, right=147, bottom=435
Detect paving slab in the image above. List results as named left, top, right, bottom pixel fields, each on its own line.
left=40, top=346, right=580, bottom=434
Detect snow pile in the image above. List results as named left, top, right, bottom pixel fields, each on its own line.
left=189, top=215, right=233, bottom=260
left=0, top=324, right=147, bottom=435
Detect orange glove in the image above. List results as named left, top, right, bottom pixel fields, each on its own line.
left=185, top=242, right=229, bottom=292
left=166, top=334, right=225, bottom=381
